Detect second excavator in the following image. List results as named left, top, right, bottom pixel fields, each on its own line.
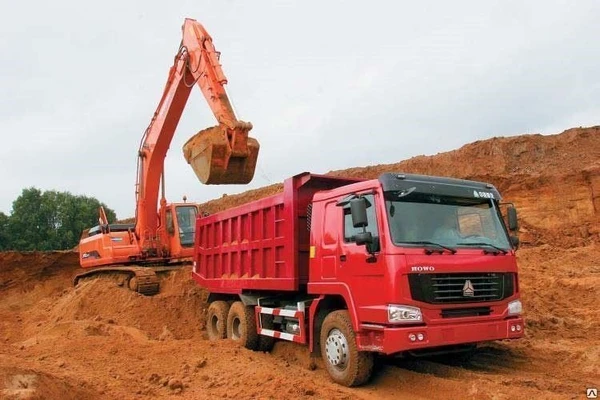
left=75, top=18, right=259, bottom=295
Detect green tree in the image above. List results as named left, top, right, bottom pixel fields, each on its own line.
left=7, top=188, right=44, bottom=250
left=7, top=187, right=117, bottom=251
left=0, top=211, right=10, bottom=250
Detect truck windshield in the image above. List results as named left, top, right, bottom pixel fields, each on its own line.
left=384, top=191, right=511, bottom=251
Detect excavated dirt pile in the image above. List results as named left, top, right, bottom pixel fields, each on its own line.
left=1, top=127, right=599, bottom=399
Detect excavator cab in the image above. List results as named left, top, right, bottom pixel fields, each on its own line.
left=183, top=122, right=259, bottom=184
left=165, top=204, right=199, bottom=252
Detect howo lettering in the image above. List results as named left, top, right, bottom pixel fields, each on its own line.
left=192, top=172, right=524, bottom=386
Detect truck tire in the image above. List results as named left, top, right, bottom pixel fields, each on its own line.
left=257, top=314, right=275, bottom=352
left=320, top=310, right=374, bottom=387
left=206, top=301, right=230, bottom=340
left=227, top=301, right=259, bottom=350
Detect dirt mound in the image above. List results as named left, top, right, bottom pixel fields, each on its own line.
left=200, top=182, right=284, bottom=215
left=0, top=368, right=101, bottom=399
left=47, top=268, right=206, bottom=340
left=518, top=244, right=600, bottom=340
left=1, top=126, right=600, bottom=399
left=333, top=127, right=600, bottom=178
left=3, top=245, right=598, bottom=399
left=0, top=251, right=79, bottom=292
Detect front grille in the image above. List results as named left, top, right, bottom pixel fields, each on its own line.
left=408, top=273, right=514, bottom=304
left=441, top=307, right=491, bottom=318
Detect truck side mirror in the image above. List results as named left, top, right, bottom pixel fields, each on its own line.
left=349, top=196, right=379, bottom=256
left=507, top=206, right=518, bottom=231
left=350, top=198, right=368, bottom=228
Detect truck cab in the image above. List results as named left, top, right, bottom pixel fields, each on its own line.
left=308, top=173, right=523, bottom=356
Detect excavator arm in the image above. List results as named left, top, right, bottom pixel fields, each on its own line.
left=180, top=20, right=259, bottom=184
left=136, top=18, right=259, bottom=241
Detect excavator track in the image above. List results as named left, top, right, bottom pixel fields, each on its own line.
left=126, top=268, right=160, bottom=295
left=73, top=265, right=183, bottom=296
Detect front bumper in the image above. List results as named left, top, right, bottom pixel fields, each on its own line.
left=356, top=317, right=524, bottom=354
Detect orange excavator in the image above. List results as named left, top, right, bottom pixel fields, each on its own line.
left=75, top=18, right=259, bottom=295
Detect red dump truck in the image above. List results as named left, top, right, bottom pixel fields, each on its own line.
left=192, top=172, right=524, bottom=386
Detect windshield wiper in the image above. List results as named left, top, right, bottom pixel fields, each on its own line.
left=402, top=241, right=457, bottom=254
left=457, top=242, right=508, bottom=254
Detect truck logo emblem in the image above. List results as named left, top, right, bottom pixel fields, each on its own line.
left=411, top=266, right=435, bottom=272
left=463, top=280, right=475, bottom=297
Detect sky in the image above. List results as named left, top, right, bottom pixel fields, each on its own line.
left=1, top=0, right=599, bottom=219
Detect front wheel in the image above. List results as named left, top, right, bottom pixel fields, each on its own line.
left=319, top=310, right=374, bottom=387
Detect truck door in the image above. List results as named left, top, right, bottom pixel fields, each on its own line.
left=339, top=193, right=385, bottom=319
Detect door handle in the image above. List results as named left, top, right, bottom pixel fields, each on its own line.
left=340, top=254, right=347, bottom=262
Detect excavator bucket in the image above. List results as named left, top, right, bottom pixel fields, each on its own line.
left=183, top=122, right=259, bottom=184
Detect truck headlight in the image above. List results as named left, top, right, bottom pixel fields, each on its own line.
left=388, top=305, right=422, bottom=323
left=507, top=299, right=522, bottom=316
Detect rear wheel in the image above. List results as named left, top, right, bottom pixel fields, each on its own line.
left=206, top=301, right=230, bottom=340
left=227, top=301, right=259, bottom=350
left=319, top=310, right=374, bottom=387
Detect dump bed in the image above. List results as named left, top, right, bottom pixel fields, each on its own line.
left=191, top=172, right=361, bottom=293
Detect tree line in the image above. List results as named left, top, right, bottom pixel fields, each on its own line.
left=0, top=188, right=116, bottom=251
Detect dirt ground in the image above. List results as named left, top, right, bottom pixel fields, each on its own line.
left=1, top=127, right=599, bottom=399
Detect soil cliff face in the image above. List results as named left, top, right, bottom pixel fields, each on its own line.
left=1, top=127, right=599, bottom=399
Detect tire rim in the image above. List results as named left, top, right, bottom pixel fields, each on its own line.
left=325, top=328, right=349, bottom=369
left=231, top=316, right=242, bottom=340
